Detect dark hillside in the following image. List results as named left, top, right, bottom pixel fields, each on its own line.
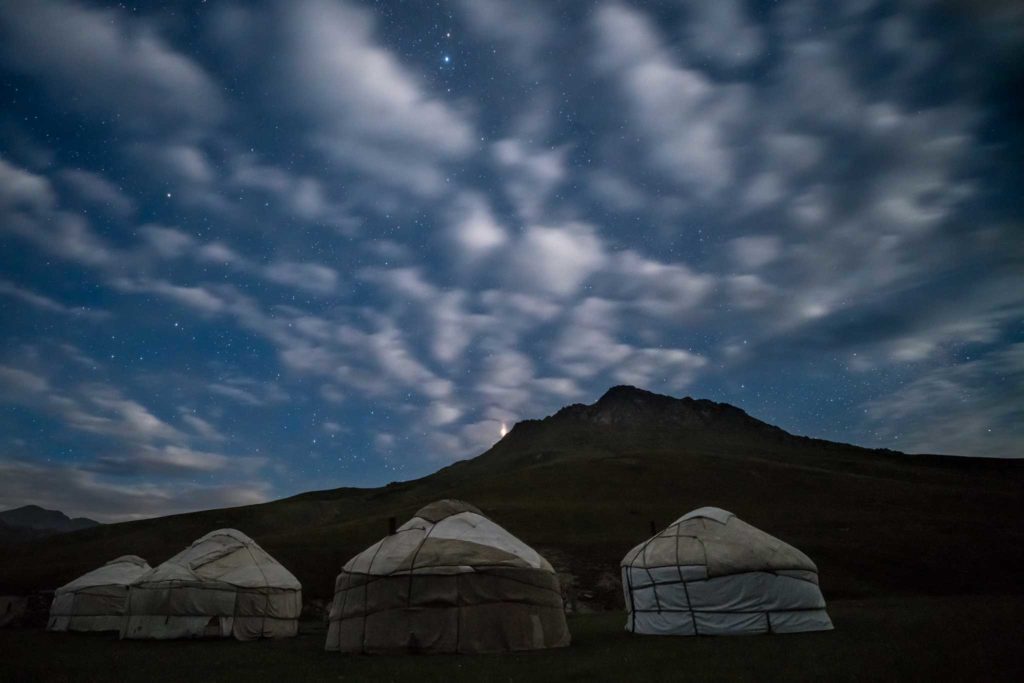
left=2, top=386, right=1021, bottom=604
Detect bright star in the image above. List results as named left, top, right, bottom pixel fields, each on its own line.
left=443, top=55, right=451, bottom=64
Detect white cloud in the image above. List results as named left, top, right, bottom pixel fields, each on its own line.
left=0, top=457, right=270, bottom=522
left=492, top=138, right=568, bottom=221
left=262, top=261, right=339, bottom=294
left=729, top=236, right=781, bottom=269
left=726, top=274, right=778, bottom=311
left=112, top=278, right=226, bottom=315
left=457, top=0, right=551, bottom=74
left=447, top=193, right=508, bottom=260
left=58, top=169, right=135, bottom=217
left=0, top=157, right=116, bottom=267
left=0, top=0, right=224, bottom=129
left=0, top=280, right=109, bottom=320
left=0, top=365, right=50, bottom=395
left=139, top=225, right=195, bottom=259
left=509, top=222, right=608, bottom=297
left=682, top=0, right=764, bottom=69
left=264, top=0, right=476, bottom=196
left=610, top=250, right=715, bottom=317
left=592, top=3, right=748, bottom=200
left=863, top=344, right=1024, bottom=457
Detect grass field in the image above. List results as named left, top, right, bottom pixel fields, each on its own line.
left=4, top=596, right=1022, bottom=682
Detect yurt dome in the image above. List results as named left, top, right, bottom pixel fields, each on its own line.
left=47, top=555, right=151, bottom=632
left=121, top=528, right=301, bottom=641
left=621, top=507, right=833, bottom=636
left=326, top=499, right=571, bottom=654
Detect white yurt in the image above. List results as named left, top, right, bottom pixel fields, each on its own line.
left=621, top=507, right=833, bottom=636
left=47, top=555, right=151, bottom=632
left=326, top=499, right=570, bottom=654
left=121, top=529, right=301, bottom=641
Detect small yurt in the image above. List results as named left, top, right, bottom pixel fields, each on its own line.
left=621, top=507, right=832, bottom=636
left=47, top=555, right=151, bottom=632
left=121, top=529, right=301, bottom=641
left=326, top=499, right=571, bottom=654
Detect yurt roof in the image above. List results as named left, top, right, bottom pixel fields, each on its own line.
left=622, top=507, right=817, bottom=576
left=342, top=499, right=553, bottom=576
left=56, top=555, right=152, bottom=593
left=136, top=528, right=300, bottom=590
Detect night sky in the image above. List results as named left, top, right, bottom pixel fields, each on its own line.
left=1, top=0, right=1021, bottom=521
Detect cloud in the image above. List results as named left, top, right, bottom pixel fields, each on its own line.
left=609, top=250, right=714, bottom=317
left=0, top=280, right=110, bottom=320
left=57, top=169, right=136, bottom=217
left=492, top=138, right=568, bottom=221
left=111, top=278, right=226, bottom=315
left=592, top=3, right=748, bottom=200
left=447, top=193, right=509, bottom=261
left=457, top=0, right=552, bottom=74
left=0, top=0, right=224, bottom=130
left=93, top=445, right=237, bottom=476
left=509, top=223, right=608, bottom=297
left=681, top=0, right=764, bottom=69
left=262, top=261, right=339, bottom=294
left=0, top=365, right=50, bottom=395
left=139, top=225, right=196, bottom=259
left=863, top=344, right=1024, bottom=457
left=0, top=457, right=271, bottom=522
left=0, top=157, right=116, bottom=266
left=549, top=297, right=707, bottom=390
left=729, top=236, right=781, bottom=270
left=221, top=0, right=475, bottom=197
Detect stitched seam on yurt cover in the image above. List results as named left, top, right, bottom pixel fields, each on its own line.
left=674, top=524, right=697, bottom=635
left=360, top=536, right=388, bottom=653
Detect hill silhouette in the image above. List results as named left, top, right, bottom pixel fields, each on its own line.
left=1, top=386, right=1021, bottom=605
left=0, top=505, right=100, bottom=543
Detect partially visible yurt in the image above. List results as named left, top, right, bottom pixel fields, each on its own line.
left=326, top=499, right=571, bottom=654
left=621, top=507, right=833, bottom=636
left=47, top=555, right=151, bottom=632
left=121, top=529, right=300, bottom=641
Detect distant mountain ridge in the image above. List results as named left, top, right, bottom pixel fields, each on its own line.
left=0, top=505, right=100, bottom=540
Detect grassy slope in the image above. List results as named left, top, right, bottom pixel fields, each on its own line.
left=4, top=597, right=1023, bottom=682
left=2, top=428, right=1021, bottom=602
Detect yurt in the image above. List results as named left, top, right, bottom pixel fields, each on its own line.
left=121, top=529, right=301, bottom=641
left=47, top=555, right=151, bottom=632
left=621, top=507, right=832, bottom=636
left=326, top=499, right=571, bottom=654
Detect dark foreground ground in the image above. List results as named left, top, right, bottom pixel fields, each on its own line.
left=3, top=596, right=1023, bottom=683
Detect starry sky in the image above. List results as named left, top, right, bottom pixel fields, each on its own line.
left=0, top=0, right=1021, bottom=522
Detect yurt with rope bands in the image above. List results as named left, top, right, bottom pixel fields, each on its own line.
left=121, top=528, right=301, bottom=641
left=326, top=499, right=571, bottom=654
left=47, top=555, right=151, bottom=632
left=621, top=507, right=832, bottom=636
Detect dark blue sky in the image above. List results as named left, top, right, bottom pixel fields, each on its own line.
left=1, top=0, right=1021, bottom=521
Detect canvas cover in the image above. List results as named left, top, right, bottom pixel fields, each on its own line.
left=621, top=507, right=833, bottom=636
left=47, top=555, right=151, bottom=632
left=121, top=529, right=301, bottom=641
left=326, top=500, right=571, bottom=654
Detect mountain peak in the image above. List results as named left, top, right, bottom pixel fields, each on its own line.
left=596, top=385, right=671, bottom=404
left=490, top=386, right=797, bottom=454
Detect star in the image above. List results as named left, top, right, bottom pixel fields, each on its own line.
left=443, top=55, right=451, bottom=64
